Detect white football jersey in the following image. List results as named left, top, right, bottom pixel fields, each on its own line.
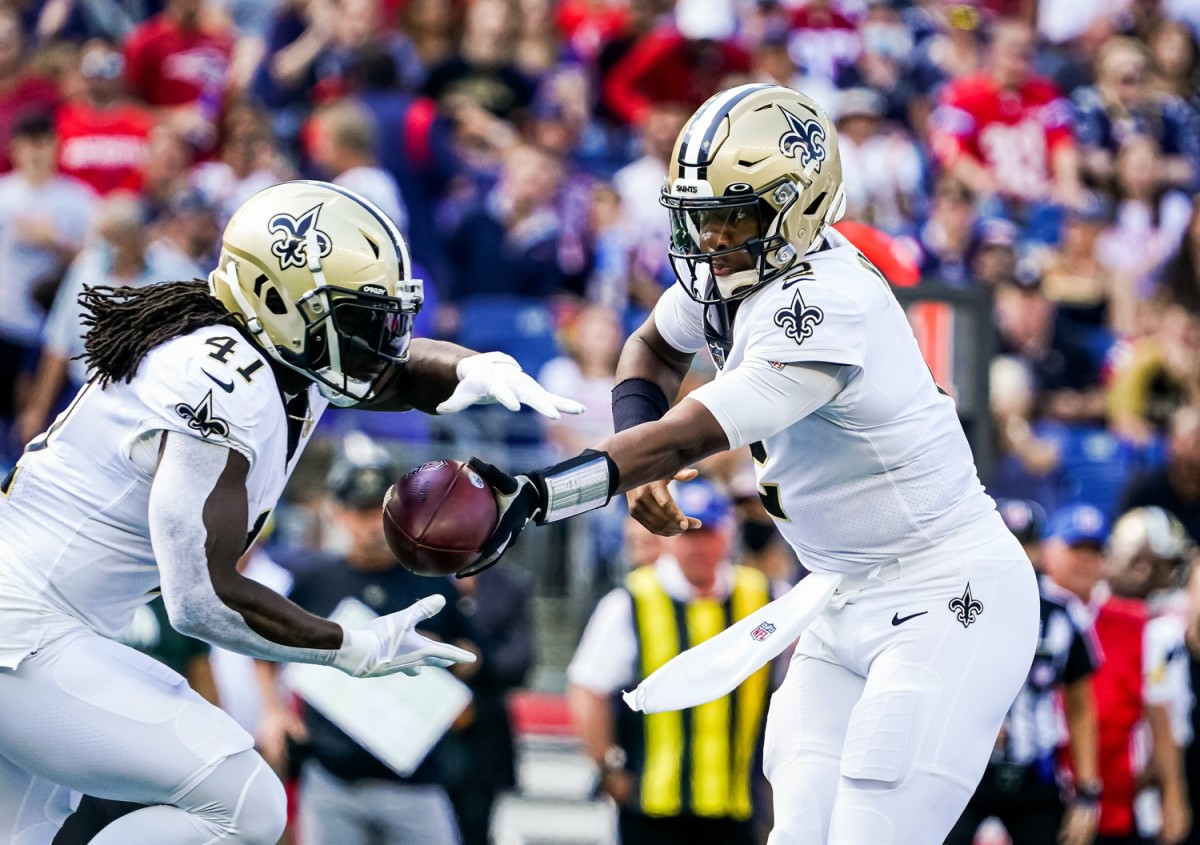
left=654, top=229, right=996, bottom=573
left=0, top=324, right=327, bottom=668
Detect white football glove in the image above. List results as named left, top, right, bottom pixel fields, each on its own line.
left=332, top=594, right=476, bottom=679
left=436, top=352, right=585, bottom=418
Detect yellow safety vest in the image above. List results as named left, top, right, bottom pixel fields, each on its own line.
left=625, top=564, right=771, bottom=819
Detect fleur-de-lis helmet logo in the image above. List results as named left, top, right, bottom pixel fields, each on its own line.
left=269, top=204, right=333, bottom=270
left=949, top=583, right=984, bottom=629
left=777, top=106, right=827, bottom=172
left=774, top=291, right=825, bottom=345
left=174, top=391, right=230, bottom=439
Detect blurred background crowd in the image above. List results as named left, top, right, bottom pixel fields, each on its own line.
left=3, top=0, right=1200, bottom=842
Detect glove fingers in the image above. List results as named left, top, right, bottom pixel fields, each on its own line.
left=492, top=382, right=522, bottom=412
left=552, top=396, right=586, bottom=415
left=423, top=640, right=477, bottom=666
left=435, top=383, right=478, bottom=415
left=412, top=593, right=447, bottom=620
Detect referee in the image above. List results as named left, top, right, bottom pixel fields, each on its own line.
left=945, top=500, right=1103, bottom=845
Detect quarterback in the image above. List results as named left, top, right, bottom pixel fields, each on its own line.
left=0, top=181, right=580, bottom=844
left=468, top=84, right=1040, bottom=844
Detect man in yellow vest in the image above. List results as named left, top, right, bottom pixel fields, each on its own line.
left=567, top=477, right=772, bottom=845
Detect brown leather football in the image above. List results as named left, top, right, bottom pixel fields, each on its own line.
left=382, top=459, right=498, bottom=576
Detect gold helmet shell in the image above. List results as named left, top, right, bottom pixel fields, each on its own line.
left=661, top=83, right=846, bottom=304
left=208, top=180, right=422, bottom=406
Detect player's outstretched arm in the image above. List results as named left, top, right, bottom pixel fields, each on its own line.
left=149, top=432, right=475, bottom=677
left=363, top=339, right=584, bottom=418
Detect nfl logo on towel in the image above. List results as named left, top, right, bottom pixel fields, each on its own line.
left=751, top=621, right=777, bottom=641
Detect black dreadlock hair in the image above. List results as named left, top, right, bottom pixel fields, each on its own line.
left=80, top=281, right=244, bottom=386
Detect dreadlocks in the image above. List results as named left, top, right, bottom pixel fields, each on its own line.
left=80, top=281, right=244, bottom=386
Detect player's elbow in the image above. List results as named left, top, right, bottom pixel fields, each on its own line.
left=161, top=588, right=208, bottom=639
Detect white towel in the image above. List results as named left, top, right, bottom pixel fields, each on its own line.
left=622, top=572, right=842, bottom=714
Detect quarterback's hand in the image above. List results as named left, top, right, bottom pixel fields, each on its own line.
left=436, top=352, right=585, bottom=418
left=626, top=468, right=703, bottom=537
left=332, top=594, right=476, bottom=678
left=459, top=458, right=543, bottom=577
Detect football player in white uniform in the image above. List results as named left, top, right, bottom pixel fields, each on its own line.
left=0, top=180, right=581, bottom=845
left=464, top=85, right=1040, bottom=844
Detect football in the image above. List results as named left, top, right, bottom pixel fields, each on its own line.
left=382, top=459, right=499, bottom=577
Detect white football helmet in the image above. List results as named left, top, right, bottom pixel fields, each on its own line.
left=208, top=180, right=422, bottom=406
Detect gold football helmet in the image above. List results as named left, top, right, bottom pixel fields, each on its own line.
left=208, top=180, right=422, bottom=406
left=662, top=84, right=846, bottom=307
left=1110, top=506, right=1195, bottom=573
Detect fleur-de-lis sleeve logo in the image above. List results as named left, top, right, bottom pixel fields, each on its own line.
left=777, top=106, right=827, bottom=172
left=774, top=291, right=825, bottom=345
left=269, top=204, right=333, bottom=270
left=948, top=583, right=984, bottom=629
left=174, top=391, right=231, bottom=439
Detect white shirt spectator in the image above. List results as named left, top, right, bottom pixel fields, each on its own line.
left=0, top=173, right=97, bottom=346
left=838, top=130, right=926, bottom=234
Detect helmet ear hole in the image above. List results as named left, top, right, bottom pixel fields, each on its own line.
left=264, top=287, right=288, bottom=315
left=802, top=191, right=827, bottom=217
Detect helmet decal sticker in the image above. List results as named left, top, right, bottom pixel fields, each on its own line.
left=777, top=106, right=827, bottom=172
left=269, top=204, right=333, bottom=271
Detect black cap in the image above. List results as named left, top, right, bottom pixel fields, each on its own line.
left=326, top=433, right=395, bottom=509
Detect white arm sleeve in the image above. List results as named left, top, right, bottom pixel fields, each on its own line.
left=149, top=432, right=340, bottom=666
left=686, top=359, right=854, bottom=449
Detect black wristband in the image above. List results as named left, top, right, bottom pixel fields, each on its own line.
left=612, top=378, right=670, bottom=433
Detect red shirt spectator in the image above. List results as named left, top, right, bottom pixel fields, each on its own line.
left=929, top=19, right=1079, bottom=203
left=123, top=1, right=232, bottom=109
left=56, top=41, right=155, bottom=196
left=603, top=28, right=750, bottom=126
left=57, top=102, right=155, bottom=195
left=788, top=1, right=860, bottom=82
left=1089, top=595, right=1147, bottom=838
left=0, top=8, right=60, bottom=173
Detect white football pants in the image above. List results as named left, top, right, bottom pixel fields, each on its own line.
left=0, top=630, right=285, bottom=845
left=763, top=516, right=1040, bottom=845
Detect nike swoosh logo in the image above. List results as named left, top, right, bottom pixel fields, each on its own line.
left=781, top=276, right=815, bottom=290
left=202, top=369, right=235, bottom=393
left=891, top=611, right=928, bottom=626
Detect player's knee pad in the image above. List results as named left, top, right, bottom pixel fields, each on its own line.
left=840, top=664, right=940, bottom=786
left=182, top=751, right=286, bottom=845
left=766, top=777, right=825, bottom=845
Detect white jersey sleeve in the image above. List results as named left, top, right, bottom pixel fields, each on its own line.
left=735, top=276, right=869, bottom=370
left=652, top=283, right=708, bottom=354
left=127, top=327, right=281, bottom=469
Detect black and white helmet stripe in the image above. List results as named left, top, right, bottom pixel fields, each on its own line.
left=677, top=83, right=775, bottom=180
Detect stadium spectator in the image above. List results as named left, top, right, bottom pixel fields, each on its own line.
left=1121, top=405, right=1200, bottom=543
left=1147, top=20, right=1199, bottom=111
left=261, top=449, right=480, bottom=845
left=1074, top=37, right=1200, bottom=193
left=910, top=174, right=978, bottom=286
left=786, top=0, right=859, bottom=87
left=0, top=6, right=61, bottom=174
left=1104, top=507, right=1195, bottom=845
left=423, top=0, right=535, bottom=122
left=971, top=217, right=1021, bottom=289
left=835, top=86, right=926, bottom=235
left=994, top=273, right=1108, bottom=424
left=443, top=564, right=534, bottom=845
left=17, top=192, right=207, bottom=445
left=309, top=98, right=408, bottom=232
left=443, top=143, right=568, bottom=303
left=189, top=101, right=291, bottom=224
left=56, top=38, right=156, bottom=196
left=603, top=0, right=750, bottom=126
left=930, top=18, right=1084, bottom=242
left=1107, top=305, right=1200, bottom=444
left=403, top=0, right=461, bottom=71
left=1040, top=196, right=1122, bottom=333
left=909, top=2, right=986, bottom=100
left=1096, top=136, right=1193, bottom=301
left=946, top=500, right=1102, bottom=845
left=123, top=0, right=234, bottom=150
left=0, top=111, right=96, bottom=450
left=989, top=355, right=1065, bottom=512
left=567, top=478, right=770, bottom=845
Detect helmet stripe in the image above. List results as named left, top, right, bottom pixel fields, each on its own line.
left=678, top=83, right=776, bottom=174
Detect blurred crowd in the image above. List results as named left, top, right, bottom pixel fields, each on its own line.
left=4, top=0, right=1200, bottom=842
